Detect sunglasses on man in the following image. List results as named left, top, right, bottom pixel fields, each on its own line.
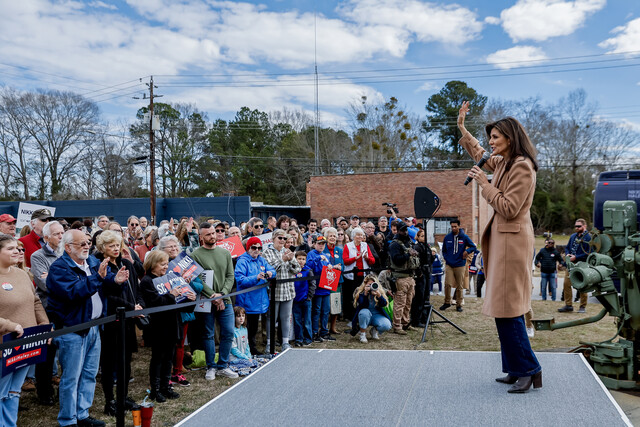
left=250, top=246, right=262, bottom=251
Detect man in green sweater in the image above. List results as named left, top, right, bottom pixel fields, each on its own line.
left=190, top=222, right=238, bottom=381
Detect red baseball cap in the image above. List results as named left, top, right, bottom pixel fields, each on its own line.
left=0, top=214, right=16, bottom=223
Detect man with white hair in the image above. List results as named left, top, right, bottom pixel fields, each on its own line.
left=19, top=208, right=55, bottom=268
left=139, top=216, right=149, bottom=230
left=47, top=230, right=128, bottom=427
left=31, top=220, right=64, bottom=406
left=96, top=215, right=109, bottom=231
left=31, top=221, right=64, bottom=309
left=0, top=213, right=17, bottom=237
left=320, top=218, right=331, bottom=231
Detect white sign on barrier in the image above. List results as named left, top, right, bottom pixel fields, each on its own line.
left=16, top=203, right=56, bottom=229
left=258, top=232, right=273, bottom=249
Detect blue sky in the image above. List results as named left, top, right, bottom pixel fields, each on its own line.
left=1, top=0, right=639, bottom=129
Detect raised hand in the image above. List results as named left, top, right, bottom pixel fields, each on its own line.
left=458, top=101, right=470, bottom=132
left=98, top=257, right=111, bottom=278
left=115, top=266, right=129, bottom=284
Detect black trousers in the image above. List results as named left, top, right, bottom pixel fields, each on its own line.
left=149, top=334, right=176, bottom=392
left=476, top=274, right=485, bottom=298
left=411, top=274, right=429, bottom=326
left=246, top=313, right=262, bottom=355
left=100, top=327, right=133, bottom=402
left=35, top=342, right=58, bottom=401
left=342, top=277, right=363, bottom=322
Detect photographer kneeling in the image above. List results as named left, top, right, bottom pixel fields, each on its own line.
left=350, top=274, right=392, bottom=343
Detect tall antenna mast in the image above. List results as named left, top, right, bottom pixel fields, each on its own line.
left=314, top=9, right=319, bottom=176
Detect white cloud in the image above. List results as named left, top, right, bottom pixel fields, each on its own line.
left=416, top=82, right=438, bottom=92
left=599, top=17, right=640, bottom=53
left=0, top=0, right=479, bottom=125
left=88, top=1, right=117, bottom=10
left=486, top=46, right=548, bottom=69
left=484, top=16, right=501, bottom=25
left=338, top=0, right=483, bottom=45
left=500, top=0, right=606, bottom=42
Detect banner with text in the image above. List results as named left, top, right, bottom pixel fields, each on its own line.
left=2, top=324, right=52, bottom=377
left=16, top=203, right=56, bottom=229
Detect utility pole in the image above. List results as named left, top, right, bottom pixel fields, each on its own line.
left=148, top=76, right=156, bottom=226
left=135, top=76, right=162, bottom=225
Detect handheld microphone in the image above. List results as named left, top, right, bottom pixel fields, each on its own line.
left=464, top=152, right=491, bottom=186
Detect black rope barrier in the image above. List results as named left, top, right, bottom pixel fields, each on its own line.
left=0, top=266, right=382, bottom=427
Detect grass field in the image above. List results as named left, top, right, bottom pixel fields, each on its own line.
left=18, top=294, right=618, bottom=427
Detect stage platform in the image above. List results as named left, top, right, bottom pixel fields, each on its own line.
left=177, top=349, right=631, bottom=427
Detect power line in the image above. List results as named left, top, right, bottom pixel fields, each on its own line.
left=154, top=49, right=640, bottom=78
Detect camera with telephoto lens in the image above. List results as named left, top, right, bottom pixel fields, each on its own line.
left=369, top=282, right=380, bottom=293
left=382, top=202, right=399, bottom=215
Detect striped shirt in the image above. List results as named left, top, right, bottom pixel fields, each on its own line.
left=262, top=246, right=301, bottom=301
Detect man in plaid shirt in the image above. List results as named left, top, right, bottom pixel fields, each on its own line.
left=262, top=228, right=301, bottom=351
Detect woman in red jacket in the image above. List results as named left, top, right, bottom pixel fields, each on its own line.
left=342, top=227, right=375, bottom=325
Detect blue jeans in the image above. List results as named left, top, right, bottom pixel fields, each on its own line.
left=203, top=303, right=235, bottom=370
left=292, top=300, right=313, bottom=344
left=358, top=309, right=392, bottom=333
left=495, top=316, right=541, bottom=377
left=0, top=365, right=29, bottom=427
left=54, top=326, right=101, bottom=426
left=312, top=294, right=330, bottom=337
left=540, top=272, right=557, bottom=301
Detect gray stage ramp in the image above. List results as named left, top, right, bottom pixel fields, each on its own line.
left=177, top=349, right=631, bottom=427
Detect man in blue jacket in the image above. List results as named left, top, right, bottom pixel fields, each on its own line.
left=439, top=220, right=476, bottom=312
left=559, top=218, right=592, bottom=313
left=47, top=230, right=128, bottom=427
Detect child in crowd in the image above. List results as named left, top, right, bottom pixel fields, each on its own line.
left=292, top=251, right=316, bottom=347
left=229, top=307, right=269, bottom=375
left=230, top=307, right=252, bottom=362
left=306, top=235, right=335, bottom=342
left=350, top=274, right=392, bottom=343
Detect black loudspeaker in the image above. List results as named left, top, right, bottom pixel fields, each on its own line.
left=414, top=187, right=440, bottom=219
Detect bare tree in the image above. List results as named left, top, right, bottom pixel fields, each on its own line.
left=13, top=89, right=99, bottom=197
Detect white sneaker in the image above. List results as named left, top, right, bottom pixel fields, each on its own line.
left=205, top=368, right=216, bottom=381
left=216, top=367, right=239, bottom=379
left=370, top=327, right=379, bottom=340
left=359, top=332, right=368, bottom=343
left=526, top=327, right=535, bottom=338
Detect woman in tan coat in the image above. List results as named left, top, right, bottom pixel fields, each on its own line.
left=458, top=101, right=542, bottom=393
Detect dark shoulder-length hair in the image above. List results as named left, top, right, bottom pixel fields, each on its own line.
left=485, top=117, right=538, bottom=172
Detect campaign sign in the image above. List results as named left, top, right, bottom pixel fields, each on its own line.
left=258, top=232, right=273, bottom=249
left=16, top=203, right=56, bottom=229
left=168, top=252, right=203, bottom=278
left=215, top=236, right=246, bottom=259
left=318, top=266, right=341, bottom=291
left=194, top=270, right=213, bottom=313
left=2, top=324, right=52, bottom=377
left=152, top=272, right=195, bottom=303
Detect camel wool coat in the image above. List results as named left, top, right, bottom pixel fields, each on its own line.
left=459, top=132, right=535, bottom=318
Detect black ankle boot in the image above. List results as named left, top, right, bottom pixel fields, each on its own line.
left=507, top=371, right=542, bottom=393
left=495, top=374, right=518, bottom=384
left=104, top=400, right=116, bottom=416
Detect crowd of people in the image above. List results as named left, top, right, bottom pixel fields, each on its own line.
left=0, top=202, right=590, bottom=425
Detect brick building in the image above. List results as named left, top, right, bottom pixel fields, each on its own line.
left=306, top=169, right=490, bottom=245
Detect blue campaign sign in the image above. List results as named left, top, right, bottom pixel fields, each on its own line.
left=168, top=252, right=204, bottom=278
left=2, top=324, right=52, bottom=377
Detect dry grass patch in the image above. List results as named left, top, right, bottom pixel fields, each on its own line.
left=18, top=295, right=617, bottom=426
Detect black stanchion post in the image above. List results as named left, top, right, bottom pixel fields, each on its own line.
left=269, top=278, right=276, bottom=355
left=116, top=307, right=126, bottom=427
